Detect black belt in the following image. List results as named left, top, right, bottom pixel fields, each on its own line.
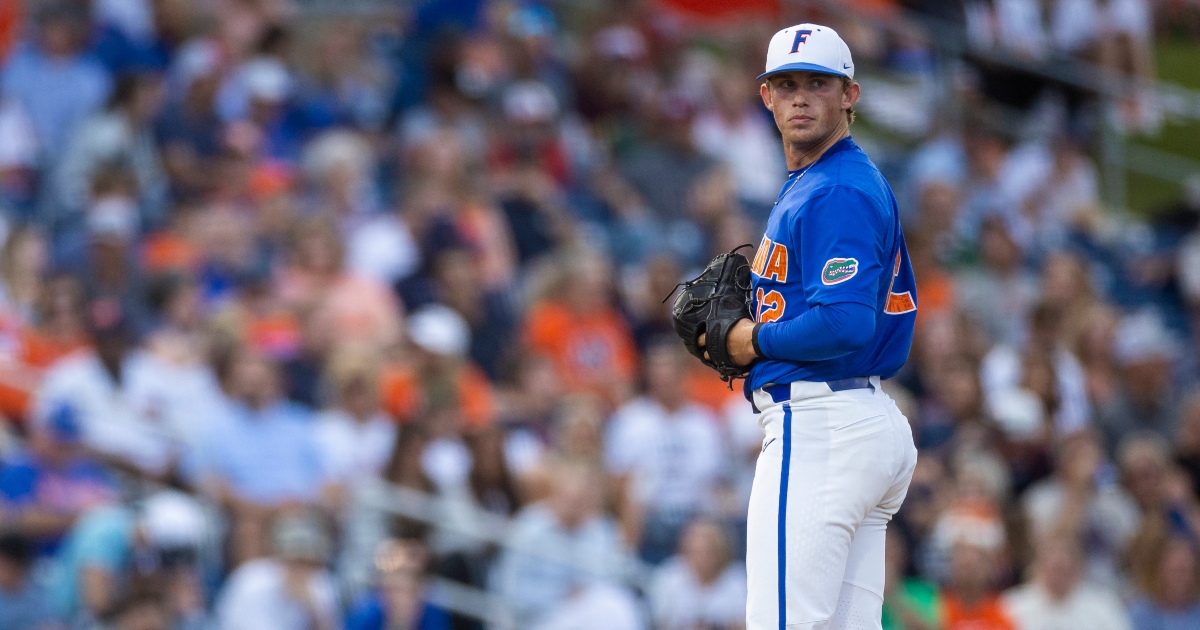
left=764, top=376, right=874, bottom=404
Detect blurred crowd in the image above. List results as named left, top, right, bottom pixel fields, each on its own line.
left=0, top=0, right=1198, bottom=629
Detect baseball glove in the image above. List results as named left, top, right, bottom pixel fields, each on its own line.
left=666, top=245, right=755, bottom=383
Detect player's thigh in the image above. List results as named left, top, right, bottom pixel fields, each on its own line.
left=746, top=397, right=899, bottom=628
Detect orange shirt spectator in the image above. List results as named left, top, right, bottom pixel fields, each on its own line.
left=684, top=365, right=743, bottom=413
left=0, top=327, right=88, bottom=423
left=524, top=299, right=637, bottom=403
left=381, top=304, right=496, bottom=430
left=942, top=594, right=1018, bottom=630
left=380, top=363, right=496, bottom=429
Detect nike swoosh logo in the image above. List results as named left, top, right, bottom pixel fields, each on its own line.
left=843, top=63, right=851, bottom=69
left=762, top=437, right=777, bottom=453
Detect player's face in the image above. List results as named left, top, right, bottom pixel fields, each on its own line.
left=760, top=71, right=858, bottom=148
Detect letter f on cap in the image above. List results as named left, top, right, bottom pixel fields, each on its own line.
left=790, top=29, right=812, bottom=53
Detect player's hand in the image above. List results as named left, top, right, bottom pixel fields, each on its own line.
left=699, top=318, right=758, bottom=367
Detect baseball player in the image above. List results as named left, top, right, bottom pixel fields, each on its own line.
left=698, top=23, right=920, bottom=630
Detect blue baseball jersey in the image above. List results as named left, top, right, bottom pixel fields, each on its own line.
left=746, top=136, right=916, bottom=393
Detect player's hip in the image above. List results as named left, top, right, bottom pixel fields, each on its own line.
left=751, top=377, right=902, bottom=438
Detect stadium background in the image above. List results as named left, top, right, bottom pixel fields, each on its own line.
left=0, top=0, right=1199, bottom=628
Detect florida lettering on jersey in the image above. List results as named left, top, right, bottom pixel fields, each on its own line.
left=747, top=136, right=917, bottom=393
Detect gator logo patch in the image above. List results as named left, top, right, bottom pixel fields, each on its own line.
left=821, top=258, right=859, bottom=285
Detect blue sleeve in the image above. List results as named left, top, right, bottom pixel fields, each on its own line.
left=756, top=302, right=876, bottom=362
left=797, top=186, right=889, bottom=308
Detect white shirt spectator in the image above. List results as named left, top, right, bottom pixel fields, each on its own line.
left=649, top=557, right=747, bottom=629
left=532, top=583, right=645, bottom=630
left=1051, top=0, right=1101, bottom=54
left=691, top=110, right=786, bottom=207
left=215, top=558, right=342, bottom=630
left=492, top=503, right=628, bottom=626
left=1022, top=479, right=1140, bottom=588
left=314, top=409, right=396, bottom=482
left=34, top=349, right=224, bottom=477
left=605, top=397, right=726, bottom=516
left=981, top=344, right=1092, bottom=436
left=344, top=212, right=420, bottom=286
left=1004, top=581, right=1132, bottom=630
left=1101, top=0, right=1152, bottom=40
left=993, top=0, right=1051, bottom=59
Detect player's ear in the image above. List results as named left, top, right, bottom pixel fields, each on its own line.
left=760, top=82, right=773, bottom=112
left=843, top=80, right=861, bottom=112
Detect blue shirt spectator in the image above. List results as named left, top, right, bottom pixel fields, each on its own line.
left=46, top=504, right=135, bottom=620
left=1, top=8, right=111, bottom=161
left=1129, top=598, right=1200, bottom=630
left=0, top=405, right=115, bottom=554
left=0, top=532, right=58, bottom=630
left=198, top=397, right=325, bottom=506
left=346, top=595, right=452, bottom=630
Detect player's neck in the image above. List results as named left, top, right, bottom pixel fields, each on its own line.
left=785, top=125, right=850, bottom=171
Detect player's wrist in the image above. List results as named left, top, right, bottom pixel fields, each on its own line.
left=751, top=321, right=765, bottom=360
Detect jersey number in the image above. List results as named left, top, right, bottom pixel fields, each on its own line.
left=884, top=253, right=916, bottom=315
left=756, top=288, right=786, bottom=323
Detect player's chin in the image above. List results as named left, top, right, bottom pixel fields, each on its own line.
left=783, top=127, right=821, bottom=145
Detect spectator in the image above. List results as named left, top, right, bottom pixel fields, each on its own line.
left=197, top=347, right=325, bottom=561
left=344, top=539, right=451, bottom=630
left=1003, top=533, right=1131, bottom=630
left=605, top=341, right=726, bottom=562
left=0, top=226, right=47, bottom=323
left=215, top=513, right=342, bottom=630
left=980, top=302, right=1091, bottom=438
left=380, top=304, right=496, bottom=430
left=1, top=4, right=111, bottom=160
left=954, top=216, right=1039, bottom=347
left=0, top=405, right=115, bottom=551
left=1128, top=534, right=1200, bottom=630
left=47, top=491, right=208, bottom=623
left=618, top=93, right=717, bottom=224
left=530, top=582, right=645, bottom=630
left=336, top=424, right=435, bottom=602
left=492, top=461, right=630, bottom=627
left=315, top=347, right=395, bottom=488
left=941, top=542, right=1017, bottom=630
left=1022, top=432, right=1139, bottom=587
left=33, top=296, right=206, bottom=481
left=1093, top=311, right=1184, bottom=451
left=0, top=530, right=57, bottom=630
left=430, top=245, right=517, bottom=380
left=49, top=72, right=168, bottom=235
left=156, top=40, right=224, bottom=203
left=0, top=98, right=40, bottom=217
left=691, top=70, right=787, bottom=226
left=648, top=519, right=746, bottom=629
left=277, top=214, right=403, bottom=350
left=523, top=248, right=637, bottom=405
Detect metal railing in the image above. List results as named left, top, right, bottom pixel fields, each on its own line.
left=356, top=482, right=655, bottom=628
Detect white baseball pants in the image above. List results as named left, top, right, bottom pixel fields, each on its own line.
left=745, top=377, right=918, bottom=630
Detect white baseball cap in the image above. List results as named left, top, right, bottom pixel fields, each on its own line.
left=759, top=23, right=854, bottom=81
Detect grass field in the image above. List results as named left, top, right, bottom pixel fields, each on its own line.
left=1125, top=38, right=1200, bottom=214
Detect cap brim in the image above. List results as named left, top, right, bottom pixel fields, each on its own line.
left=758, top=62, right=849, bottom=81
